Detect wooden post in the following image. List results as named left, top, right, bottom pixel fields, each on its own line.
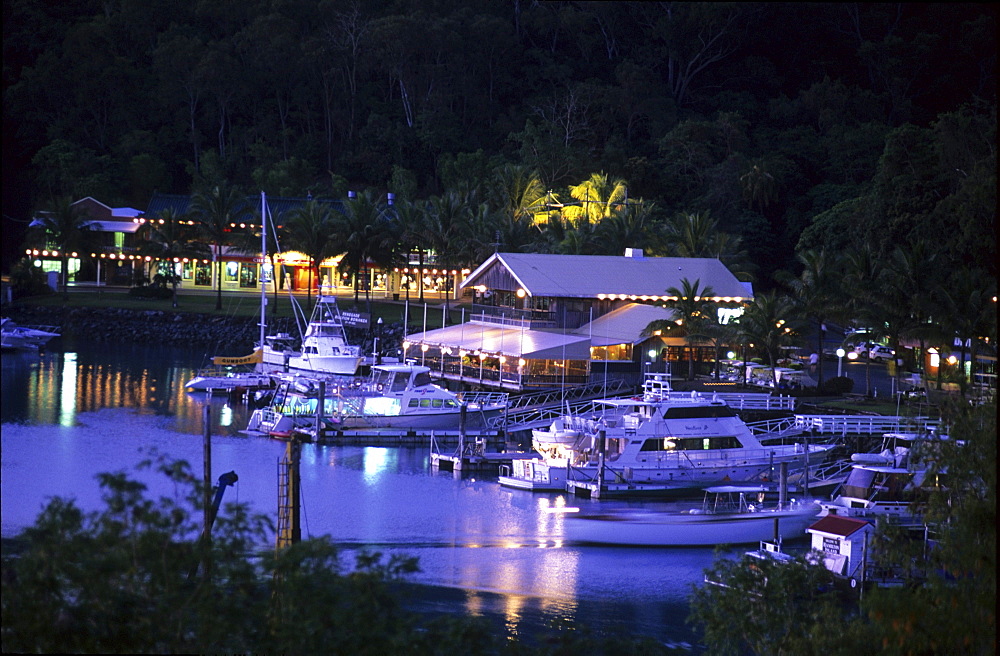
left=202, top=404, right=211, bottom=579
left=315, top=380, right=326, bottom=439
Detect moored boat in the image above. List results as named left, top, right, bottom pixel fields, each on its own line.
left=258, top=295, right=364, bottom=376
left=563, top=486, right=820, bottom=546
left=246, top=363, right=508, bottom=436
left=184, top=354, right=275, bottom=394
left=1, top=318, right=60, bottom=351
left=500, top=372, right=835, bottom=494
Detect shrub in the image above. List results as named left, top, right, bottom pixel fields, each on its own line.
left=128, top=284, right=173, bottom=299
left=820, top=376, right=854, bottom=394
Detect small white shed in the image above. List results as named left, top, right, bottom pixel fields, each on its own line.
left=806, top=515, right=875, bottom=584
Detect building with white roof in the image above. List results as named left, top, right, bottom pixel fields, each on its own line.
left=403, top=250, right=751, bottom=391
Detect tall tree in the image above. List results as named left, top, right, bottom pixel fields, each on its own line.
left=283, top=200, right=338, bottom=313
left=30, top=196, right=96, bottom=300
left=641, top=278, right=717, bottom=381
left=785, top=248, right=844, bottom=389
left=136, top=207, right=208, bottom=308
left=191, top=184, right=243, bottom=310
left=735, top=291, right=798, bottom=386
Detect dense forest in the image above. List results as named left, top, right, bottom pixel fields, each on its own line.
left=2, top=1, right=996, bottom=287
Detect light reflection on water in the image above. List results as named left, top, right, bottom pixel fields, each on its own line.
left=2, top=344, right=715, bottom=648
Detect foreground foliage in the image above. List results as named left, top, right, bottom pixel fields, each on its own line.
left=688, top=399, right=996, bottom=655
left=1, top=452, right=682, bottom=654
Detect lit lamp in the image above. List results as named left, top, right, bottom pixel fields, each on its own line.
left=836, top=348, right=846, bottom=377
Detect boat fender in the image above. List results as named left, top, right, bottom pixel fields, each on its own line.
left=683, top=509, right=703, bottom=515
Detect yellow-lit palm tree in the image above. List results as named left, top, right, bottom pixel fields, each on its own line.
left=561, top=172, right=628, bottom=226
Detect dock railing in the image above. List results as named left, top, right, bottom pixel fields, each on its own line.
left=793, top=415, right=940, bottom=436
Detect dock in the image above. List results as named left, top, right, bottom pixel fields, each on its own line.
left=428, top=432, right=537, bottom=472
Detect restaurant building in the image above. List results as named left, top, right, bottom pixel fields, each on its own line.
left=402, top=250, right=752, bottom=391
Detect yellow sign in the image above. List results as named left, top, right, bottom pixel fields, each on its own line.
left=212, top=349, right=263, bottom=366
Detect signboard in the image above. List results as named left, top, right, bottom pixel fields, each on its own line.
left=340, top=310, right=370, bottom=328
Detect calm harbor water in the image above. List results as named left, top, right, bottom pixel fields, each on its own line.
left=1, top=339, right=735, bottom=649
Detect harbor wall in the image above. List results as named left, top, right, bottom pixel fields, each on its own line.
left=5, top=304, right=295, bottom=352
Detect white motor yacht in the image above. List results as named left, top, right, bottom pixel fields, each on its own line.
left=501, top=372, right=835, bottom=494
left=246, top=364, right=508, bottom=437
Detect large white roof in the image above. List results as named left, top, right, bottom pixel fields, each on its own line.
left=462, top=252, right=750, bottom=300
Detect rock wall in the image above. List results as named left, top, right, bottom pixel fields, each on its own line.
left=4, top=304, right=405, bottom=355
left=4, top=305, right=291, bottom=352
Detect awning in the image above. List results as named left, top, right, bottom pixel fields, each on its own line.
left=405, top=321, right=591, bottom=359
left=573, top=302, right=678, bottom=346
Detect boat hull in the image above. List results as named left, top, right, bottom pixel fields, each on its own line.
left=565, top=504, right=819, bottom=546
left=260, top=351, right=362, bottom=376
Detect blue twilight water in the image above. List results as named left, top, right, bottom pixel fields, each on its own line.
left=1, top=341, right=736, bottom=649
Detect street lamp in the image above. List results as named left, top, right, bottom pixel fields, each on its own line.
left=836, top=348, right=845, bottom=377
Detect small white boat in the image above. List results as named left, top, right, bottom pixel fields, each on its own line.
left=1, top=318, right=60, bottom=351
left=246, top=364, right=508, bottom=437
left=564, top=486, right=820, bottom=547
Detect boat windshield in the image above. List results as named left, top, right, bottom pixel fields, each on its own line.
left=412, top=371, right=433, bottom=387
left=661, top=406, right=737, bottom=419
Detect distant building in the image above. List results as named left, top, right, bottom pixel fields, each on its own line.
left=403, top=250, right=752, bottom=391
left=28, top=197, right=143, bottom=285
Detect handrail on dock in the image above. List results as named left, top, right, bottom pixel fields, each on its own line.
left=794, top=414, right=939, bottom=435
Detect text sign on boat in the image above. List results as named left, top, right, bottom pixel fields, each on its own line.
left=340, top=310, right=370, bottom=328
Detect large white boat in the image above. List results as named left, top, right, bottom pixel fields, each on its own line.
left=1, top=318, right=60, bottom=351
left=258, top=295, right=363, bottom=376
left=563, top=486, right=820, bottom=546
left=246, top=364, right=508, bottom=437
left=500, top=372, right=834, bottom=494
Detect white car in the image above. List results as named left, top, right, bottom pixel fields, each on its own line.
left=868, top=345, right=895, bottom=362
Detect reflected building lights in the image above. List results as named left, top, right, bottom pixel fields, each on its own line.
left=59, top=353, right=78, bottom=427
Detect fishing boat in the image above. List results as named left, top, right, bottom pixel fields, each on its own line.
left=184, top=351, right=275, bottom=394
left=1, top=318, right=60, bottom=351
left=500, top=372, right=834, bottom=494
left=258, top=295, right=364, bottom=376
left=246, top=363, right=508, bottom=437
left=563, top=485, right=820, bottom=546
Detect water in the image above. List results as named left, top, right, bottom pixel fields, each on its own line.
left=1, top=341, right=730, bottom=649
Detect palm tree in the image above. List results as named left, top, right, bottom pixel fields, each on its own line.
left=191, top=184, right=244, bottom=310
left=843, top=244, right=886, bottom=396
left=593, top=199, right=656, bottom=256
left=786, top=248, right=844, bottom=390
left=934, top=268, right=997, bottom=394
left=283, top=200, right=337, bottom=312
left=31, top=196, right=96, bottom=300
left=135, top=207, right=208, bottom=307
left=424, top=190, right=476, bottom=319
left=656, top=210, right=755, bottom=281
left=335, top=190, right=385, bottom=307
left=562, top=172, right=628, bottom=226
left=735, top=291, right=798, bottom=387
left=390, top=198, right=429, bottom=303
left=641, top=278, right=717, bottom=380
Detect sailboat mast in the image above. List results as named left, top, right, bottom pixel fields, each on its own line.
left=260, top=191, right=268, bottom=347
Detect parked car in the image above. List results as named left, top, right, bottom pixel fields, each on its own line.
left=868, top=345, right=895, bottom=362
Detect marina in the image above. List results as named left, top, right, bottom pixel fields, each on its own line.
left=0, top=335, right=961, bottom=647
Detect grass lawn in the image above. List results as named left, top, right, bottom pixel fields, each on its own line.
left=12, top=288, right=468, bottom=327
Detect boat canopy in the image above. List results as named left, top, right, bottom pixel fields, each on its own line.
left=405, top=322, right=590, bottom=359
